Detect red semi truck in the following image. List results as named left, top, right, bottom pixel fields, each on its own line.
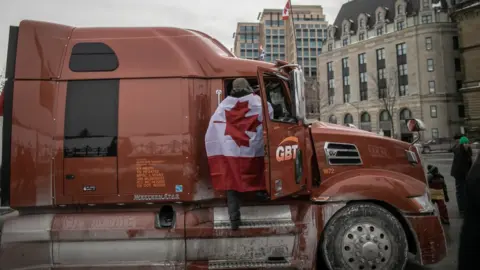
left=0, top=20, right=446, bottom=270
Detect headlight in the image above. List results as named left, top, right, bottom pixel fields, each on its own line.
left=411, top=190, right=435, bottom=213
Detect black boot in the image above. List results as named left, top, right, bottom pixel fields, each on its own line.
left=227, top=190, right=241, bottom=230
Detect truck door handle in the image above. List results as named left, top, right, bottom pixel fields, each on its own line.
left=65, top=174, right=75, bottom=180
left=216, top=89, right=222, bottom=106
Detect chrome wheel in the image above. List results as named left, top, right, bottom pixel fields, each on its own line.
left=341, top=223, right=393, bottom=269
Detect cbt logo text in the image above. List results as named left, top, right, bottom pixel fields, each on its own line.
left=276, top=136, right=299, bottom=162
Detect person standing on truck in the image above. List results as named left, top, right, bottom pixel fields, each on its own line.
left=458, top=150, right=480, bottom=269
left=427, top=165, right=450, bottom=224
left=451, top=136, right=473, bottom=217
left=205, top=78, right=268, bottom=230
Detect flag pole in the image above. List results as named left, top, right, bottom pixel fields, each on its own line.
left=288, top=0, right=299, bottom=64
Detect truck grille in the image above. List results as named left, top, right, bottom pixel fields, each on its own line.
left=324, top=142, right=362, bottom=165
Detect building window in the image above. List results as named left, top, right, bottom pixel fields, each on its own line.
left=396, top=43, right=407, bottom=56
left=427, top=59, right=434, bottom=71
left=455, top=58, right=461, bottom=72
left=429, top=81, right=436, bottom=93
left=378, top=68, right=386, bottom=79
left=399, top=64, right=408, bottom=76
left=343, top=76, right=350, bottom=86
left=359, top=53, right=366, bottom=64
left=379, top=88, right=387, bottom=99
left=328, top=79, right=334, bottom=88
left=329, top=115, right=337, bottom=123
left=344, top=113, right=354, bottom=124
left=360, top=72, right=367, bottom=83
left=457, top=80, right=463, bottom=91
left=422, top=15, right=433, bottom=24
left=342, top=57, right=349, bottom=68
left=327, top=62, right=333, bottom=72
left=360, top=90, right=368, bottom=101
left=399, top=85, right=408, bottom=96
left=397, top=4, right=403, bottom=15
left=376, top=48, right=385, bottom=60
left=64, top=80, right=119, bottom=158
left=458, top=105, right=465, bottom=118
left=423, top=0, right=430, bottom=8
left=343, top=38, right=349, bottom=46
left=430, top=105, right=437, bottom=118
left=453, top=36, right=459, bottom=50
left=359, top=32, right=365, bottom=41
left=377, top=12, right=382, bottom=22
left=397, top=21, right=405, bottom=30
left=432, top=128, right=439, bottom=139
left=377, top=27, right=383, bottom=36
left=380, top=110, right=390, bottom=121
left=328, top=44, right=333, bottom=51
left=360, top=18, right=365, bottom=28
left=425, top=37, right=432, bottom=50
left=344, top=93, right=351, bottom=103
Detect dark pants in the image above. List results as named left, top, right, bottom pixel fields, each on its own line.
left=458, top=211, right=480, bottom=269
left=226, top=190, right=241, bottom=228
left=455, top=175, right=467, bottom=215
left=432, top=199, right=449, bottom=223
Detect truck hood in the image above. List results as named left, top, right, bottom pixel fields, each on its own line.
left=308, top=121, right=427, bottom=200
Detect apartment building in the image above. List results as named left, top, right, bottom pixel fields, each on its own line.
left=233, top=22, right=261, bottom=60
left=233, top=5, right=329, bottom=120
left=451, top=0, right=480, bottom=138
left=318, top=0, right=464, bottom=142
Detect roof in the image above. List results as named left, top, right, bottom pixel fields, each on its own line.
left=14, top=20, right=274, bottom=80
left=332, top=0, right=448, bottom=40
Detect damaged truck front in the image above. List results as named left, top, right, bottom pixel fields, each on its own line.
left=0, top=20, right=446, bottom=270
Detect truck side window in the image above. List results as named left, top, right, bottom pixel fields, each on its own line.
left=69, top=42, right=119, bottom=72
left=265, top=78, right=294, bottom=123
left=64, top=80, right=119, bottom=158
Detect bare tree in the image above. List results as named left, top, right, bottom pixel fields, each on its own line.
left=304, top=78, right=331, bottom=121
left=369, top=66, right=399, bottom=137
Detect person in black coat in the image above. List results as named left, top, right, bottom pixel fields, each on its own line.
left=450, top=136, right=473, bottom=216
left=458, top=150, right=480, bottom=269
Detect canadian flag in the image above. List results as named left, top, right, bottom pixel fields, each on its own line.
left=282, top=0, right=291, bottom=20
left=205, top=94, right=267, bottom=192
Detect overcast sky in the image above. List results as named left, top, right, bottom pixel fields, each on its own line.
left=0, top=0, right=344, bottom=68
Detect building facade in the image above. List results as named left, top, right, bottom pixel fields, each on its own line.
left=233, top=22, right=261, bottom=60
left=318, top=0, right=464, bottom=142
left=233, top=5, right=329, bottom=120
left=451, top=0, right=480, bottom=138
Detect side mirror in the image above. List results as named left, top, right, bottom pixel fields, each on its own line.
left=289, top=69, right=306, bottom=122
left=406, top=118, right=426, bottom=132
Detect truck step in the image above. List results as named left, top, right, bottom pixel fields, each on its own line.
left=214, top=219, right=295, bottom=230
left=208, top=259, right=291, bottom=269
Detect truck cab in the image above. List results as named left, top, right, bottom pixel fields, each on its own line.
left=0, top=20, right=446, bottom=270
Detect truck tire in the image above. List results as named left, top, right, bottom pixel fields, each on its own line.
left=321, top=203, right=408, bottom=270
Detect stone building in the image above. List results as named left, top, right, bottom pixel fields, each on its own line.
left=450, top=0, right=480, bottom=138
left=318, top=0, right=464, bottom=142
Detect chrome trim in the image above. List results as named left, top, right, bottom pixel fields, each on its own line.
left=209, top=259, right=292, bottom=269
left=213, top=205, right=294, bottom=229
left=324, top=142, right=363, bottom=166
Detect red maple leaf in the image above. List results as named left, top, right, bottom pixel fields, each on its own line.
left=224, top=100, right=262, bottom=147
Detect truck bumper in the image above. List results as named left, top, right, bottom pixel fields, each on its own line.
left=406, top=214, right=447, bottom=265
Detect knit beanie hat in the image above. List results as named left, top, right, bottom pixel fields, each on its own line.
left=459, top=136, right=469, bottom=145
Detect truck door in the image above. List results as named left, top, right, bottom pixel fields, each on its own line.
left=63, top=79, right=119, bottom=200
left=257, top=67, right=306, bottom=199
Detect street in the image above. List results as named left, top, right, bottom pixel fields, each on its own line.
left=406, top=152, right=461, bottom=270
